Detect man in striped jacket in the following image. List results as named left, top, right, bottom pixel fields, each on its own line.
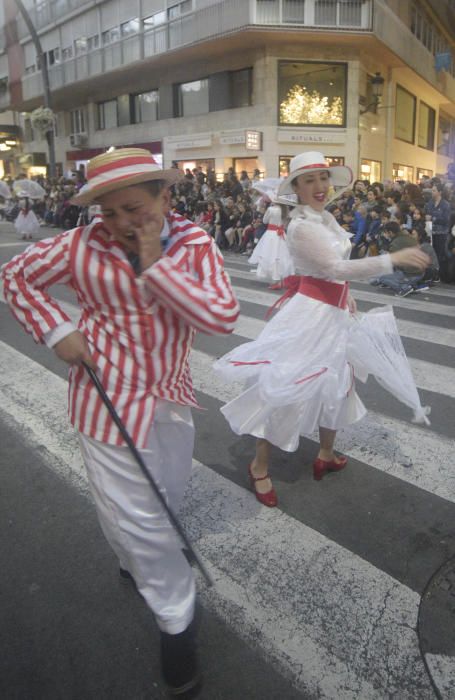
left=1, top=148, right=239, bottom=695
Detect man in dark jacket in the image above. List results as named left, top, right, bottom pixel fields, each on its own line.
left=425, top=184, right=451, bottom=269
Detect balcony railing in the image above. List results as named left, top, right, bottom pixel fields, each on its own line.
left=21, top=0, right=372, bottom=33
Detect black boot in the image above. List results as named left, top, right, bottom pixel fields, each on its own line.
left=160, top=621, right=200, bottom=695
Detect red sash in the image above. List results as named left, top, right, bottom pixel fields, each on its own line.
left=267, top=224, right=286, bottom=238
left=267, top=275, right=349, bottom=318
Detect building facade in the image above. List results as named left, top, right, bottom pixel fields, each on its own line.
left=0, top=0, right=454, bottom=182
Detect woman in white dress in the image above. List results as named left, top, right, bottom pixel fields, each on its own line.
left=14, top=197, right=40, bottom=240
left=214, top=152, right=429, bottom=507
left=248, top=200, right=294, bottom=282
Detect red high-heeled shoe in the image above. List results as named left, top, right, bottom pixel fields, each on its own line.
left=248, top=462, right=278, bottom=507
left=313, top=455, right=348, bottom=481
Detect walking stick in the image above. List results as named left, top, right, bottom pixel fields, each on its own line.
left=83, top=362, right=213, bottom=587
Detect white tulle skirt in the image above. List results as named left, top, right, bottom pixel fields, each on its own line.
left=14, top=210, right=40, bottom=237
left=248, top=229, right=295, bottom=281
left=214, top=295, right=429, bottom=452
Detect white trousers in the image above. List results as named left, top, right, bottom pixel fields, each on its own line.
left=78, top=400, right=196, bottom=634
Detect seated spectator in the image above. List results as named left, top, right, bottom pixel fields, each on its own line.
left=364, top=206, right=383, bottom=255
left=238, top=213, right=264, bottom=254
left=370, top=222, right=432, bottom=296
left=350, top=204, right=368, bottom=258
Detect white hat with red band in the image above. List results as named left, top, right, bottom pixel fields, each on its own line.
left=277, top=151, right=353, bottom=197
left=71, top=148, right=183, bottom=205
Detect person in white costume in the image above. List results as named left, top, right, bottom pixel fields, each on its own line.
left=248, top=199, right=294, bottom=283
left=214, top=152, right=429, bottom=507
left=14, top=197, right=40, bottom=240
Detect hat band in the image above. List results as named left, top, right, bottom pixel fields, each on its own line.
left=299, top=163, right=329, bottom=170
left=89, top=154, right=159, bottom=179
left=86, top=163, right=163, bottom=192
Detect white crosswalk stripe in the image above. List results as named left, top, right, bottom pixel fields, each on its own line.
left=1, top=256, right=455, bottom=698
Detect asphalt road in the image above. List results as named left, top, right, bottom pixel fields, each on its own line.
left=1, top=221, right=454, bottom=699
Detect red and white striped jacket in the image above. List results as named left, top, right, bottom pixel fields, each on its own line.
left=2, top=212, right=239, bottom=447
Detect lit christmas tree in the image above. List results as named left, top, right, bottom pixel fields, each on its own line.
left=280, top=85, right=343, bottom=125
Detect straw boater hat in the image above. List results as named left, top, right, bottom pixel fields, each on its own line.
left=277, top=151, right=353, bottom=197
left=72, top=148, right=183, bottom=205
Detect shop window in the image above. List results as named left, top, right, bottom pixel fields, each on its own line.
left=416, top=168, right=433, bottom=181
left=395, top=85, right=416, bottom=144
left=97, top=100, right=118, bottom=130
left=392, top=163, right=414, bottom=182
left=418, top=101, right=435, bottom=151
left=278, top=61, right=346, bottom=127
left=360, top=159, right=381, bottom=182
left=132, top=90, right=159, bottom=123
left=177, top=79, right=209, bottom=117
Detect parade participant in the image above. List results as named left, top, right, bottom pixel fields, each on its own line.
left=14, top=196, right=40, bottom=240
left=248, top=197, right=294, bottom=284
left=2, top=148, right=239, bottom=694
left=214, top=151, right=429, bottom=507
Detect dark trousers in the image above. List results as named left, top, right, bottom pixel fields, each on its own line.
left=432, top=234, right=448, bottom=266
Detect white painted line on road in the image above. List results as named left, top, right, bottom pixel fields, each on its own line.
left=2, top=287, right=454, bottom=501
left=0, top=341, right=433, bottom=699
left=230, top=274, right=455, bottom=318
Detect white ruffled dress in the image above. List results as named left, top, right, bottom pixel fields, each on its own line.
left=214, top=205, right=428, bottom=452
left=14, top=209, right=40, bottom=238
left=248, top=204, right=294, bottom=282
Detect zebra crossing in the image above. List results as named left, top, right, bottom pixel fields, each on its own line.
left=1, top=246, right=455, bottom=699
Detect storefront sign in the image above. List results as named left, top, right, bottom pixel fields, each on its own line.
left=245, top=130, right=262, bottom=150
left=171, top=136, right=213, bottom=150
left=277, top=129, right=346, bottom=144
left=220, top=133, right=246, bottom=145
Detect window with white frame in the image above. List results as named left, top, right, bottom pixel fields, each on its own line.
left=121, top=19, right=139, bottom=36
left=97, top=100, right=118, bottom=129
left=70, top=109, right=86, bottom=135
left=143, top=11, right=166, bottom=30
left=168, top=0, right=192, bottom=20
left=177, top=78, right=209, bottom=116
left=418, top=101, right=435, bottom=151
left=102, top=27, right=121, bottom=45
left=132, top=90, right=159, bottom=123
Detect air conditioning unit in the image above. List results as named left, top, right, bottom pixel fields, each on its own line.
left=70, top=133, right=88, bottom=147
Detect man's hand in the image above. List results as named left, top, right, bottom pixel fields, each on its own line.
left=54, top=330, right=97, bottom=369
left=134, top=213, right=164, bottom=271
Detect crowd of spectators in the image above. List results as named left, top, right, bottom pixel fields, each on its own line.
left=1, top=165, right=455, bottom=286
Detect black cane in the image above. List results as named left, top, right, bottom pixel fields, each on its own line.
left=83, top=362, right=213, bottom=587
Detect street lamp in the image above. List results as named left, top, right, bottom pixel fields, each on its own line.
left=360, top=72, right=385, bottom=115
left=12, top=0, right=56, bottom=178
